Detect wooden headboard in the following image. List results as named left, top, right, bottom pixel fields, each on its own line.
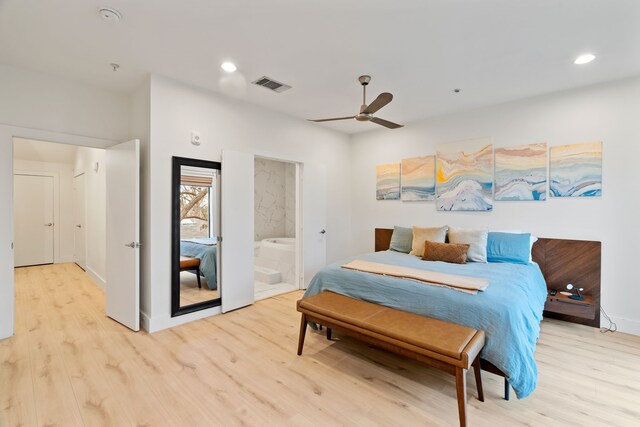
left=374, top=228, right=601, bottom=327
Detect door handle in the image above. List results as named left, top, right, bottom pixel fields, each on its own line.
left=76, top=224, right=82, bottom=228
left=44, top=223, right=53, bottom=227
left=319, top=229, right=326, bottom=234
left=124, top=242, right=142, bottom=248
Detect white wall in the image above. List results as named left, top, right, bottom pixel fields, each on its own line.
left=74, top=147, right=107, bottom=287
left=254, top=158, right=295, bottom=241
left=0, top=64, right=128, bottom=339
left=145, top=75, right=351, bottom=331
left=13, top=159, right=75, bottom=264
left=350, top=76, right=640, bottom=335
left=0, top=64, right=130, bottom=141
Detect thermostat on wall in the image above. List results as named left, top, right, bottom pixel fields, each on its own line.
left=191, top=131, right=201, bottom=146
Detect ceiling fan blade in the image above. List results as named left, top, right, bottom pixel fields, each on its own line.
left=370, top=117, right=404, bottom=129
left=362, top=92, right=393, bottom=114
left=307, top=116, right=355, bottom=123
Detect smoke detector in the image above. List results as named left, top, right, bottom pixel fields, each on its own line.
left=98, top=7, right=122, bottom=24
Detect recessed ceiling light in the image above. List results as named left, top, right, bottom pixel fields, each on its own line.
left=221, top=62, right=237, bottom=73
left=574, top=53, right=596, bottom=65
left=98, top=7, right=122, bottom=24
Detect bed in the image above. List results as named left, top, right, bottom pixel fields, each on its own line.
left=304, top=233, right=548, bottom=400
left=179, top=238, right=218, bottom=290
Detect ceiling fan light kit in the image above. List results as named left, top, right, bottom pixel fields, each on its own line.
left=308, top=75, right=404, bottom=129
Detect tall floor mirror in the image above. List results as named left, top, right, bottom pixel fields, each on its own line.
left=171, top=157, right=222, bottom=316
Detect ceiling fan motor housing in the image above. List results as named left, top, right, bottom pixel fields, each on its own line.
left=358, top=75, right=371, bottom=85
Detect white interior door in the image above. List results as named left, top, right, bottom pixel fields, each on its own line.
left=106, top=139, right=140, bottom=331
left=221, top=149, right=254, bottom=313
left=13, top=174, right=54, bottom=267
left=73, top=174, right=86, bottom=270
left=302, top=162, right=327, bottom=287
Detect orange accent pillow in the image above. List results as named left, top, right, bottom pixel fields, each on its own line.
left=422, top=240, right=470, bottom=264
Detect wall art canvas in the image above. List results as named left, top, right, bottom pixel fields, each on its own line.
left=494, top=143, right=547, bottom=201
left=550, top=142, right=602, bottom=197
left=376, top=163, right=401, bottom=200
left=401, top=155, right=435, bottom=201
left=436, top=137, right=493, bottom=211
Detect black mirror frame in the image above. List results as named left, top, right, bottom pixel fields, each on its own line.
left=171, top=156, right=222, bottom=317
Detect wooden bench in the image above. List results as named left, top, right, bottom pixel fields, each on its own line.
left=296, top=292, right=485, bottom=427
left=180, top=256, right=202, bottom=289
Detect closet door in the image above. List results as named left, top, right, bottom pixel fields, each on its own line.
left=73, top=174, right=86, bottom=270
left=220, top=149, right=254, bottom=313
left=14, top=174, right=54, bottom=267
left=302, top=163, right=327, bottom=287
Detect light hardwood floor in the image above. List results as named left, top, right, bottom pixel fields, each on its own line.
left=2, top=263, right=639, bottom=426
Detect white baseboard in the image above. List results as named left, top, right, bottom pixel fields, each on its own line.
left=609, top=315, right=640, bottom=336
left=144, top=306, right=222, bottom=333
left=85, top=267, right=106, bottom=290
left=140, top=310, right=150, bottom=332
left=57, top=255, right=74, bottom=264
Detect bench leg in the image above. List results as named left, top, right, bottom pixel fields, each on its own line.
left=326, top=327, right=332, bottom=341
left=504, top=378, right=510, bottom=401
left=196, top=267, right=202, bottom=289
left=472, top=357, right=484, bottom=402
left=297, top=314, right=307, bottom=356
left=455, top=367, right=468, bottom=427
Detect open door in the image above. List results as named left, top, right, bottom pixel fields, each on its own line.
left=220, top=149, right=254, bottom=313
left=106, top=139, right=140, bottom=331
left=302, top=162, right=327, bottom=287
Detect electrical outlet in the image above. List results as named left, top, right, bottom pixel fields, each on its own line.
left=191, top=131, right=201, bottom=146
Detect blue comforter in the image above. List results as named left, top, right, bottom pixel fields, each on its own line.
left=180, top=240, right=217, bottom=290
left=304, top=250, right=547, bottom=399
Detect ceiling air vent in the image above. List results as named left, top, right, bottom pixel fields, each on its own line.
left=252, top=76, right=292, bottom=93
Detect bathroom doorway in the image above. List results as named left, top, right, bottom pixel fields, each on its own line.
left=254, top=156, right=301, bottom=300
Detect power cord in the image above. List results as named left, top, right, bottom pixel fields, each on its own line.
left=600, top=305, right=617, bottom=333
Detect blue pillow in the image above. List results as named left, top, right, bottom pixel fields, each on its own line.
left=487, top=232, right=531, bottom=264
left=389, top=226, right=413, bottom=254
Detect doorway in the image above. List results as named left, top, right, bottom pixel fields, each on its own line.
left=10, top=136, right=141, bottom=333
left=253, top=156, right=302, bottom=300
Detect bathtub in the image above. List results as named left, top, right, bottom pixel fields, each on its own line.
left=255, top=237, right=297, bottom=285
left=261, top=237, right=296, bottom=251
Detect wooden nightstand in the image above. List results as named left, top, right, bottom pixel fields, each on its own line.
left=545, top=292, right=596, bottom=320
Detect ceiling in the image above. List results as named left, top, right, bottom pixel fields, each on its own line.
left=13, top=138, right=78, bottom=164
left=1, top=0, right=639, bottom=134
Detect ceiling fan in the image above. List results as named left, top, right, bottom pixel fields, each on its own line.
left=308, top=75, right=404, bottom=129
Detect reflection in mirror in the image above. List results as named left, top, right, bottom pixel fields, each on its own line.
left=172, top=157, right=222, bottom=316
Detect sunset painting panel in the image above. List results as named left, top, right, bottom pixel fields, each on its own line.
left=495, top=143, right=547, bottom=201
left=376, top=163, right=401, bottom=200
left=401, top=156, right=435, bottom=201
left=436, top=138, right=493, bottom=211
left=550, top=142, right=602, bottom=197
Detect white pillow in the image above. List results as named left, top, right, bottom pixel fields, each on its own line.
left=448, top=227, right=488, bottom=263
left=492, top=230, right=538, bottom=263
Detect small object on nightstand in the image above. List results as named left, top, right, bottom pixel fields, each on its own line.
left=566, top=284, right=585, bottom=301
left=549, top=289, right=557, bottom=296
